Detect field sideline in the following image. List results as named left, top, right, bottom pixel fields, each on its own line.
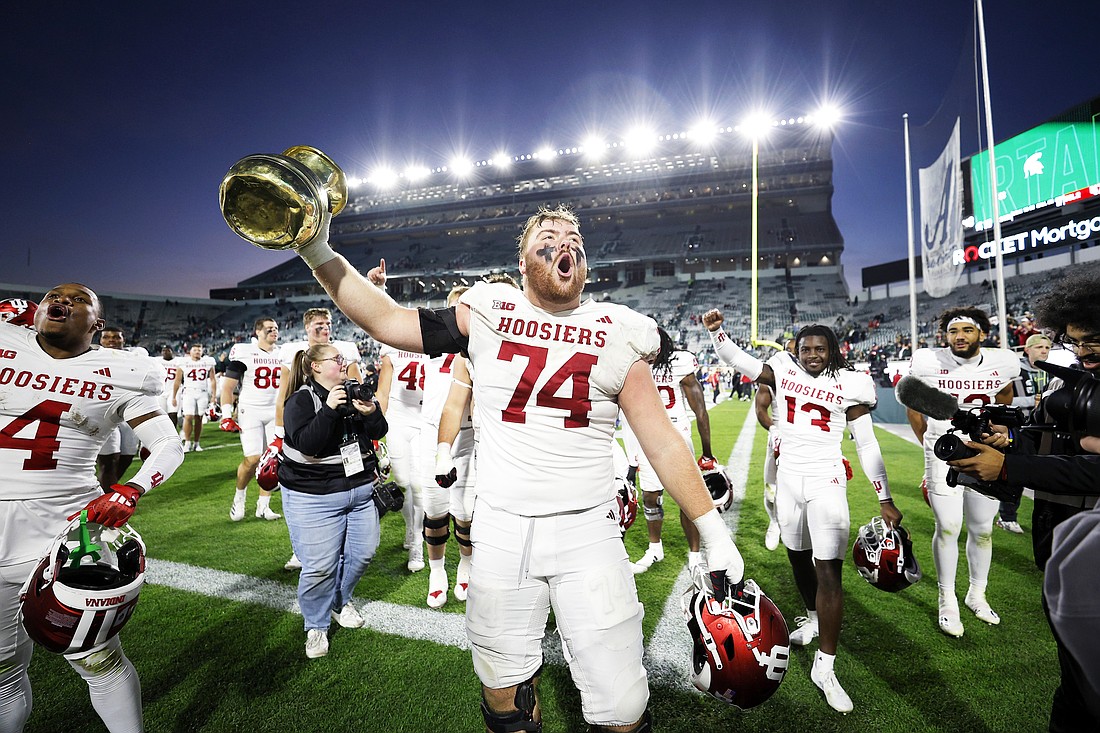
left=25, top=399, right=1058, bottom=732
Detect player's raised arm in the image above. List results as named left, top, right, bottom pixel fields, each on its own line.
left=702, top=308, right=775, bottom=388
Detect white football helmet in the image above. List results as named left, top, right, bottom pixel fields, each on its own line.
left=19, top=515, right=145, bottom=654
left=702, top=465, right=734, bottom=513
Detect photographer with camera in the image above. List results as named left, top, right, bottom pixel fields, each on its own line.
left=905, top=307, right=1019, bottom=638
left=280, top=343, right=388, bottom=659
left=946, top=270, right=1100, bottom=731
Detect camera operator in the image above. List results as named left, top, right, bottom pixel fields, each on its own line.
left=280, top=343, right=388, bottom=659
left=948, top=268, right=1100, bottom=731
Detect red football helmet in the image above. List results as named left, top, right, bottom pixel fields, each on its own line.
left=852, top=516, right=922, bottom=592
left=612, top=475, right=638, bottom=534
left=19, top=515, right=145, bottom=654
left=256, top=446, right=280, bottom=491
left=682, top=575, right=790, bottom=710
left=0, top=298, right=38, bottom=329
left=703, top=465, right=734, bottom=513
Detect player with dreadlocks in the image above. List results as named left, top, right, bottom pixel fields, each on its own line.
left=702, top=311, right=901, bottom=714
left=623, top=327, right=717, bottom=574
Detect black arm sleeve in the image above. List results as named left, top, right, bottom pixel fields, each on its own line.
left=224, top=360, right=247, bottom=381
left=1005, top=453, right=1100, bottom=496
left=418, top=307, right=468, bottom=358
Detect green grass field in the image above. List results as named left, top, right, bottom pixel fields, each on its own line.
left=25, top=400, right=1058, bottom=732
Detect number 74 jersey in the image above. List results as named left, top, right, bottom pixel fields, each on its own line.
left=461, top=282, right=659, bottom=515
left=767, top=351, right=877, bottom=477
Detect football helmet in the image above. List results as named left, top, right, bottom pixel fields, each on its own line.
left=703, top=465, right=734, bottom=513
left=682, top=573, right=790, bottom=710
left=256, top=446, right=280, bottom=491
left=374, top=440, right=391, bottom=481
left=19, top=514, right=145, bottom=654
left=852, top=516, right=922, bottom=592
left=613, top=475, right=638, bottom=534
left=0, top=298, right=38, bottom=329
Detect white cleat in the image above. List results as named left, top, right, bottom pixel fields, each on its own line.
left=996, top=519, right=1024, bottom=534
left=764, top=521, right=781, bottom=551
left=427, top=567, right=448, bottom=609
left=305, top=629, right=329, bottom=658
left=256, top=507, right=282, bottom=521
left=631, top=547, right=664, bottom=575
left=284, top=554, right=302, bottom=571
left=192, top=444, right=204, bottom=452
left=788, top=616, right=819, bottom=646
left=331, top=602, right=365, bottom=629
left=938, top=607, right=965, bottom=637
left=965, top=593, right=1001, bottom=626
left=407, top=546, right=425, bottom=573
left=229, top=500, right=245, bottom=522
left=454, top=580, right=469, bottom=601
left=811, top=667, right=854, bottom=714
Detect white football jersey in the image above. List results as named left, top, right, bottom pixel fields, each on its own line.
left=652, top=349, right=699, bottom=424
left=767, top=351, right=877, bottom=477
left=228, top=342, right=282, bottom=409
left=908, top=346, right=1021, bottom=444
left=178, top=355, right=216, bottom=394
left=156, top=355, right=182, bottom=395
left=380, top=345, right=427, bottom=423
left=0, top=325, right=163, bottom=500
left=421, top=352, right=470, bottom=428
left=462, top=282, right=659, bottom=515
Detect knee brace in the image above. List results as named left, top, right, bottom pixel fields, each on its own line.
left=423, top=514, right=450, bottom=546
left=642, top=494, right=664, bottom=522
left=453, top=517, right=472, bottom=548
left=481, top=671, right=541, bottom=733
left=588, top=708, right=652, bottom=733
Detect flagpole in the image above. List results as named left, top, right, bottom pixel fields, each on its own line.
left=976, top=0, right=1009, bottom=347
left=904, top=114, right=919, bottom=352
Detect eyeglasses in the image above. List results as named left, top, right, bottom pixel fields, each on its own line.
left=1056, top=334, right=1100, bottom=353
left=317, top=355, right=347, bottom=366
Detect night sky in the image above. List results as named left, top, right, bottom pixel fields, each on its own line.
left=5, top=1, right=1096, bottom=299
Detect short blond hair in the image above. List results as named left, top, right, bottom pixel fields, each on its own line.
left=303, top=307, right=332, bottom=328
left=515, top=204, right=580, bottom=258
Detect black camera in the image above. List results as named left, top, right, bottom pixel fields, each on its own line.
left=933, top=404, right=1026, bottom=498
left=373, top=480, right=404, bottom=517
left=343, top=378, right=374, bottom=404
left=1034, top=360, right=1100, bottom=440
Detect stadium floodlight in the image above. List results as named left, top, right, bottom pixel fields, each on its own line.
left=688, top=120, right=719, bottom=146
left=582, top=136, right=606, bottom=161
left=535, top=146, right=556, bottom=161
left=490, top=152, right=511, bottom=170
left=368, top=167, right=398, bottom=189
left=404, top=165, right=431, bottom=183
left=813, top=104, right=842, bottom=129
left=740, top=112, right=773, bottom=140
left=622, top=126, right=656, bottom=155
left=450, top=157, right=473, bottom=178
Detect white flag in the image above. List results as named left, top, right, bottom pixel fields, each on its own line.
left=919, top=118, right=964, bottom=298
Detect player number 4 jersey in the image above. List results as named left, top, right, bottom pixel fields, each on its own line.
left=461, top=282, right=659, bottom=515
left=767, top=351, right=877, bottom=476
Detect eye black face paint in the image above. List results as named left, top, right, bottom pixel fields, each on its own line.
left=534, top=245, right=555, bottom=263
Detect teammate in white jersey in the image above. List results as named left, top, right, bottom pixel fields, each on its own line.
left=0, top=283, right=184, bottom=733
left=905, top=307, right=1019, bottom=638
left=274, top=307, right=362, bottom=570
left=377, top=344, right=429, bottom=572
left=627, top=327, right=716, bottom=575
left=155, top=346, right=181, bottom=427
left=172, top=343, right=216, bottom=452
left=705, top=310, right=901, bottom=714
left=95, top=327, right=142, bottom=488
left=223, top=318, right=284, bottom=522
left=754, top=339, right=797, bottom=552
left=270, top=203, right=743, bottom=732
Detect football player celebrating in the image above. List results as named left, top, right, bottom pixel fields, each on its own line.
left=172, top=343, right=216, bottom=452
left=222, top=318, right=283, bottom=521
left=704, top=309, right=901, bottom=714
left=95, top=327, right=143, bottom=489
left=906, top=307, right=1019, bottom=638
left=268, top=203, right=742, bottom=733
left=0, top=283, right=184, bottom=733
left=627, top=327, right=717, bottom=575
left=274, top=307, right=363, bottom=570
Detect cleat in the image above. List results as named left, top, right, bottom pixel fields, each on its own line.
left=996, top=519, right=1024, bottom=534
left=305, top=629, right=329, bottom=658
left=938, top=607, right=965, bottom=637
left=331, top=602, right=365, bottom=629
left=427, top=567, right=449, bottom=608
left=256, top=507, right=282, bottom=521
left=965, top=592, right=1001, bottom=626
left=764, top=521, right=781, bottom=551
left=284, top=553, right=302, bottom=571
left=407, top=546, right=425, bottom=573
left=454, top=581, right=469, bottom=601
left=229, top=499, right=245, bottom=522
left=811, top=667, right=854, bottom=714
left=788, top=616, right=819, bottom=646
left=182, top=443, right=192, bottom=454
left=192, top=444, right=203, bottom=452
left=631, top=546, right=664, bottom=575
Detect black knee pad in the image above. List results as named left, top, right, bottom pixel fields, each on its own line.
left=481, top=673, right=541, bottom=733
left=589, top=708, right=652, bottom=733
left=423, top=514, right=450, bottom=546
left=453, top=518, right=472, bottom=548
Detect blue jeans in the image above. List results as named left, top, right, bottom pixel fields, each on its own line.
left=283, top=483, right=380, bottom=631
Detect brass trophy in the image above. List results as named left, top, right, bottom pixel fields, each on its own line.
left=219, top=146, right=347, bottom=250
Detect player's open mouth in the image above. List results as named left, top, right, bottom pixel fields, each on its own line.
left=46, top=304, right=69, bottom=321
left=556, top=254, right=574, bottom=278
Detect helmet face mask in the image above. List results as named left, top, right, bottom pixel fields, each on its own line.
left=852, top=516, right=922, bottom=592
left=702, top=465, right=733, bottom=513
left=681, top=576, right=790, bottom=710
left=19, top=517, right=146, bottom=655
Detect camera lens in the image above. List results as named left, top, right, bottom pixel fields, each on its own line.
left=934, top=433, right=978, bottom=461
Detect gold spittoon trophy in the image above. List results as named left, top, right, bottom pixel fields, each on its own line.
left=219, top=146, right=346, bottom=249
